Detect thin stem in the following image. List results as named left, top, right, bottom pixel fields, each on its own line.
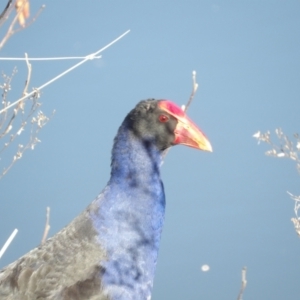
left=0, top=1, right=20, bottom=49
left=237, top=267, right=247, bottom=300
left=0, top=29, right=130, bottom=115
left=23, top=52, right=32, bottom=95
left=0, top=56, right=102, bottom=61
left=184, top=70, right=199, bottom=112
left=41, top=207, right=50, bottom=244
left=162, top=70, right=199, bottom=161
left=0, top=228, right=18, bottom=259
left=0, top=0, right=14, bottom=27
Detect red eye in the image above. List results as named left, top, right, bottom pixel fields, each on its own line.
left=159, top=114, right=169, bottom=123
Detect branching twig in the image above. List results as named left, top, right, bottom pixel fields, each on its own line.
left=0, top=228, right=18, bottom=259
left=253, top=129, right=300, bottom=162
left=0, top=3, right=45, bottom=50
left=0, top=2, right=21, bottom=49
left=237, top=267, right=247, bottom=300
left=0, top=29, right=130, bottom=115
left=0, top=61, right=54, bottom=177
left=0, top=109, right=54, bottom=179
left=0, top=31, right=130, bottom=178
left=41, top=207, right=50, bottom=244
left=0, top=53, right=34, bottom=177
left=14, top=3, right=44, bottom=32
left=0, top=68, right=17, bottom=129
left=0, top=69, right=19, bottom=139
left=254, top=129, right=300, bottom=236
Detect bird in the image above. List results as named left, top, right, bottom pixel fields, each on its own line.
left=0, top=99, right=212, bottom=300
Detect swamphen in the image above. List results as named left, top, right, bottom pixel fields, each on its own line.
left=0, top=99, right=212, bottom=300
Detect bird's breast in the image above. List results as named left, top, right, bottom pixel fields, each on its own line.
left=90, top=179, right=165, bottom=299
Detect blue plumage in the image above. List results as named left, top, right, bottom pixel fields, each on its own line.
left=91, top=119, right=166, bottom=299
left=0, top=99, right=212, bottom=300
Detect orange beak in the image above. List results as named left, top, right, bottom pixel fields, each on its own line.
left=158, top=100, right=212, bottom=152
left=173, top=116, right=212, bottom=151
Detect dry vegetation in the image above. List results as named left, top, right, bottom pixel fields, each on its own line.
left=253, top=129, right=300, bottom=236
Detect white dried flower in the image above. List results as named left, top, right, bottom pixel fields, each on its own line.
left=16, top=127, right=24, bottom=135
left=266, top=149, right=277, bottom=156
left=253, top=131, right=261, bottom=139
left=31, top=137, right=41, bottom=150
left=290, top=152, right=298, bottom=161
left=16, top=152, right=22, bottom=159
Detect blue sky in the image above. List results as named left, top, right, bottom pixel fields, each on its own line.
left=1, top=1, right=300, bottom=299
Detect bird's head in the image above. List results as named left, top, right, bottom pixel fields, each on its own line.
left=126, top=99, right=212, bottom=152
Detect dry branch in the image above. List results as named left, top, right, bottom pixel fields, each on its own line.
left=184, top=70, right=199, bottom=112
left=0, top=0, right=14, bottom=27
left=41, top=207, right=50, bottom=244
left=0, top=31, right=130, bottom=178
left=0, top=229, right=18, bottom=259
left=0, top=30, right=130, bottom=115
left=0, top=2, right=45, bottom=50
left=254, top=129, right=300, bottom=236
left=237, top=267, right=247, bottom=300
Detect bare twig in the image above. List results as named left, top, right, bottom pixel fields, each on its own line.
left=0, top=31, right=130, bottom=178
left=253, top=129, right=300, bottom=163
left=254, top=129, right=300, bottom=236
left=0, top=29, right=131, bottom=115
left=0, top=1, right=24, bottom=49
left=14, top=4, right=44, bottom=33
left=291, top=217, right=300, bottom=237
left=183, top=70, right=199, bottom=113
left=0, top=54, right=31, bottom=140
left=0, top=109, right=53, bottom=179
left=162, top=71, right=199, bottom=160
left=17, top=52, right=31, bottom=112
left=22, top=53, right=31, bottom=95
left=0, top=3, right=45, bottom=50
left=0, top=60, right=45, bottom=178
left=0, top=109, right=16, bottom=138
left=0, top=228, right=18, bottom=259
left=0, top=0, right=13, bottom=27
left=237, top=267, right=247, bottom=300
left=0, top=61, right=53, bottom=178
left=41, top=207, right=50, bottom=244
left=0, top=55, right=102, bottom=61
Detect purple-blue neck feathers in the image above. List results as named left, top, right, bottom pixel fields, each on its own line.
left=91, top=120, right=166, bottom=299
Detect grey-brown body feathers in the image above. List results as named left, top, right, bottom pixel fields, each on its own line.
left=0, top=202, right=107, bottom=300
